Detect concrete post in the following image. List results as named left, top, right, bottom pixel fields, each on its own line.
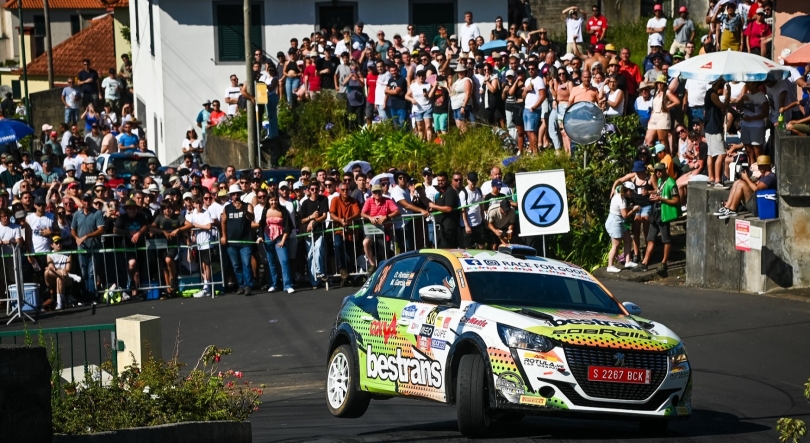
left=116, top=314, right=162, bottom=375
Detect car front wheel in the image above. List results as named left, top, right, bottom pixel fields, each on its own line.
left=326, top=344, right=370, bottom=418
left=456, top=353, right=492, bottom=436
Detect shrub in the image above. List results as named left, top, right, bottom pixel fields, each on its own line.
left=210, top=112, right=249, bottom=142
left=779, top=378, right=810, bottom=442
left=51, top=345, right=264, bottom=435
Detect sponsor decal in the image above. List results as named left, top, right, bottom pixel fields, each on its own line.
left=432, top=328, right=448, bottom=339
left=461, top=259, right=593, bottom=281
left=552, top=318, right=643, bottom=330
left=407, top=321, right=420, bottom=334
left=523, top=357, right=565, bottom=371
left=431, top=339, right=447, bottom=350
left=425, top=308, right=439, bottom=325
left=401, top=305, right=418, bottom=320
left=519, top=395, right=547, bottom=406
left=365, top=345, right=442, bottom=388
left=443, top=317, right=452, bottom=329
left=369, top=314, right=397, bottom=344
left=373, top=266, right=391, bottom=293
left=495, top=371, right=525, bottom=403
left=676, top=406, right=689, bottom=415
left=419, top=324, right=435, bottom=337
left=523, top=352, right=560, bottom=362
left=435, top=316, right=443, bottom=327
left=418, top=335, right=431, bottom=350
left=551, top=328, right=649, bottom=338
left=460, top=316, right=488, bottom=329
left=390, top=271, right=415, bottom=287
left=669, top=371, right=690, bottom=381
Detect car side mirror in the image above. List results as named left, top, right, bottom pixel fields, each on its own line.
left=418, top=285, right=453, bottom=303
left=623, top=301, right=642, bottom=316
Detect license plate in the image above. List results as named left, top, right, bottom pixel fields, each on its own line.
left=587, top=366, right=650, bottom=384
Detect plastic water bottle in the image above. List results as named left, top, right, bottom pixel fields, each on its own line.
left=778, top=113, right=785, bottom=130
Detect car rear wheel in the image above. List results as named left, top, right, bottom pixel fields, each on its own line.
left=326, top=344, right=370, bottom=418
left=456, top=353, right=492, bottom=437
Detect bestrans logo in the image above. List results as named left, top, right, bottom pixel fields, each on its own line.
left=366, top=345, right=442, bottom=388
left=370, top=314, right=397, bottom=344
left=613, top=352, right=625, bottom=367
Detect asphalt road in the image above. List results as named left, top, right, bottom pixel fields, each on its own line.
left=8, top=280, right=810, bottom=443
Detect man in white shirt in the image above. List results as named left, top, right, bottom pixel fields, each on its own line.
left=562, top=6, right=585, bottom=54
left=521, top=61, right=548, bottom=154
left=480, top=166, right=513, bottom=197
left=739, top=82, right=769, bottom=160
left=334, top=27, right=351, bottom=57
left=389, top=171, right=429, bottom=251
left=374, top=60, right=391, bottom=122
left=458, top=172, right=484, bottom=248
left=684, top=78, right=709, bottom=132
left=646, top=4, right=668, bottom=54
left=459, top=11, right=481, bottom=53
left=224, top=74, right=242, bottom=116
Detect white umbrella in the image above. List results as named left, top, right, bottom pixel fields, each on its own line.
left=370, top=173, right=393, bottom=185
left=668, top=50, right=790, bottom=82
left=343, top=160, right=372, bottom=174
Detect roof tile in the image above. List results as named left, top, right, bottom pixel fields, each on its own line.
left=15, top=13, right=116, bottom=77
left=3, top=0, right=127, bottom=9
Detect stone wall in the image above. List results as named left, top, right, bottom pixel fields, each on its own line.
left=203, top=136, right=251, bottom=170
left=30, top=87, right=66, bottom=134
left=685, top=131, right=810, bottom=293
left=526, top=0, right=641, bottom=39
left=0, top=346, right=53, bottom=443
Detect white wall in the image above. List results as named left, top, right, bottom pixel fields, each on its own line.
left=133, top=0, right=506, bottom=166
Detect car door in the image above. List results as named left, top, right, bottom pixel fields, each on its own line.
left=395, top=257, right=462, bottom=402
left=356, top=255, right=424, bottom=395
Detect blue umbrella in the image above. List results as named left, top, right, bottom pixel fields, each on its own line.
left=780, top=15, right=810, bottom=43
left=0, top=119, right=34, bottom=144
left=479, top=40, right=507, bottom=55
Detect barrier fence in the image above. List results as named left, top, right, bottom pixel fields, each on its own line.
left=0, top=194, right=513, bottom=315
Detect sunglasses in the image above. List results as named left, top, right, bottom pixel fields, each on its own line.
left=239, top=181, right=247, bottom=185
left=203, top=196, right=211, bottom=200
left=256, top=195, right=266, bottom=199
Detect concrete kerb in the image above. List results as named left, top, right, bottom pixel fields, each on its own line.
left=52, top=421, right=252, bottom=443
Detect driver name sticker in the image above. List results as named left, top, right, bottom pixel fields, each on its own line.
left=460, top=258, right=594, bottom=281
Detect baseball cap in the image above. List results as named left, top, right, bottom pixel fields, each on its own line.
left=595, top=43, right=605, bottom=53
left=293, top=182, right=304, bottom=190
left=124, top=199, right=139, bottom=207
left=650, top=35, right=663, bottom=47
left=217, top=189, right=228, bottom=197
left=42, top=123, right=53, bottom=131
left=756, top=7, right=765, bottom=14
left=182, top=192, right=193, bottom=200
left=65, top=164, right=76, bottom=171
left=147, top=183, right=159, bottom=193
left=34, top=196, right=46, bottom=205
left=654, top=162, right=667, bottom=171
left=561, top=53, right=575, bottom=62
left=50, top=131, right=58, bottom=137
left=431, top=46, right=440, bottom=53
left=301, top=166, right=312, bottom=173
left=279, top=180, right=290, bottom=189
left=467, top=172, right=479, bottom=182
left=654, top=4, right=662, bottom=11
left=52, top=235, right=62, bottom=243
left=148, top=158, right=159, bottom=165
left=673, top=51, right=685, bottom=60
left=491, top=179, right=504, bottom=188
left=654, top=143, right=666, bottom=153
left=604, top=43, right=616, bottom=52
left=505, top=69, right=515, bottom=77
left=284, top=175, right=295, bottom=181
left=622, top=181, right=637, bottom=191
left=202, top=100, right=212, bottom=106
left=83, top=157, right=95, bottom=164
left=371, top=184, right=382, bottom=192
left=679, top=6, right=688, bottom=13
left=422, top=167, right=433, bottom=176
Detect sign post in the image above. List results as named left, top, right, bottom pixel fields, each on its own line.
left=516, top=170, right=570, bottom=257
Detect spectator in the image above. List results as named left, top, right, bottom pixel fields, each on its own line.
left=739, top=82, right=769, bottom=160
left=78, top=59, right=101, bottom=107
left=605, top=182, right=640, bottom=272
left=522, top=61, right=547, bottom=153
left=317, top=47, right=339, bottom=92
left=406, top=69, right=433, bottom=140
left=224, top=74, right=241, bottom=116
left=71, top=193, right=105, bottom=301
left=62, top=78, right=81, bottom=124
left=101, top=68, right=122, bottom=112
left=80, top=104, right=100, bottom=134
left=385, top=63, right=409, bottom=128
left=744, top=8, right=771, bottom=55
left=459, top=11, right=481, bottom=53
left=491, top=16, right=508, bottom=41
left=587, top=5, right=608, bottom=44
left=601, top=75, right=625, bottom=116
left=653, top=142, right=677, bottom=180
left=487, top=198, right=515, bottom=249
left=676, top=130, right=708, bottom=210
left=85, top=124, right=102, bottom=155
left=329, top=182, right=361, bottom=283
left=44, top=235, right=79, bottom=310
left=563, top=7, right=585, bottom=54
left=634, top=163, right=680, bottom=274
left=427, top=172, right=460, bottom=248
left=299, top=181, right=328, bottom=288
left=704, top=78, right=730, bottom=186
left=713, top=155, right=775, bottom=219
left=209, top=100, right=227, bottom=125
left=361, top=183, right=398, bottom=274
left=646, top=4, right=668, bottom=54
left=646, top=75, right=680, bottom=152
left=118, top=122, right=139, bottom=150
left=221, top=184, right=255, bottom=295
left=714, top=1, right=743, bottom=51
left=635, top=81, right=654, bottom=129
left=671, top=7, right=696, bottom=55
left=459, top=172, right=484, bottom=248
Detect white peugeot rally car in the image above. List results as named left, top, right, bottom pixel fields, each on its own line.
left=326, top=245, right=691, bottom=436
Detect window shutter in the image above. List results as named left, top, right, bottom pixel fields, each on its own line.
left=217, top=3, right=262, bottom=62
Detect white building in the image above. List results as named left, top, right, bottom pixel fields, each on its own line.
left=129, top=0, right=506, bottom=165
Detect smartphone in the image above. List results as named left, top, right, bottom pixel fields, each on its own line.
left=438, top=81, right=446, bottom=88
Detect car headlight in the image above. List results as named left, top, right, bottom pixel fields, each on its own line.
left=668, top=343, right=689, bottom=365
left=497, top=324, right=555, bottom=352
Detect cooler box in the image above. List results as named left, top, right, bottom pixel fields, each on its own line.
left=8, top=283, right=40, bottom=312
left=756, top=190, right=777, bottom=219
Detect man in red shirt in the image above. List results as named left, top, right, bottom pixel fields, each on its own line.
left=209, top=100, right=226, bottom=125
left=364, top=61, right=378, bottom=126
left=744, top=8, right=771, bottom=55
left=587, top=5, right=608, bottom=44
left=618, top=47, right=642, bottom=109
left=361, top=184, right=399, bottom=273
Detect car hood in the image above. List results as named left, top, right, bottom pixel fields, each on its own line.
left=477, top=304, right=681, bottom=352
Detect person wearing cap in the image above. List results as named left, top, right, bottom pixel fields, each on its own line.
left=45, top=234, right=80, bottom=310
left=604, top=182, right=641, bottom=273
left=653, top=142, right=677, bottom=179
left=744, top=7, right=771, bottom=56
left=113, top=198, right=150, bottom=296
left=196, top=100, right=212, bottom=136
left=670, top=6, right=696, bottom=55
left=562, top=6, right=585, bottom=54
left=586, top=5, right=608, bottom=45
left=37, top=156, right=59, bottom=186
left=360, top=183, right=399, bottom=274
left=19, top=151, right=42, bottom=174
left=0, top=156, right=22, bottom=190
left=634, top=81, right=655, bottom=129
left=633, top=162, right=680, bottom=274
left=79, top=156, right=100, bottom=190
left=182, top=198, right=215, bottom=298
left=70, top=191, right=105, bottom=300
left=646, top=4, right=667, bottom=54
left=645, top=75, right=680, bottom=153
left=704, top=78, right=731, bottom=186
left=714, top=155, right=775, bottom=220
left=221, top=184, right=255, bottom=295
left=26, top=195, right=55, bottom=280
left=713, top=1, right=742, bottom=52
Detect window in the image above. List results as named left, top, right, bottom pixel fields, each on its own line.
left=134, top=0, right=139, bottom=43
left=214, top=3, right=262, bottom=63
left=69, top=15, right=80, bottom=35
left=33, top=15, right=45, bottom=36
left=412, top=259, right=456, bottom=302
left=372, top=256, right=423, bottom=300
left=411, top=0, right=454, bottom=45
left=148, top=0, right=155, bottom=56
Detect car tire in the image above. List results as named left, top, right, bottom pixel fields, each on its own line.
left=326, top=344, right=370, bottom=418
left=639, top=418, right=670, bottom=435
left=456, top=353, right=492, bottom=437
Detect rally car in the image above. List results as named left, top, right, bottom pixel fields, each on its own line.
left=325, top=245, right=691, bottom=436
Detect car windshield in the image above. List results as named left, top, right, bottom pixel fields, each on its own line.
left=110, top=157, right=155, bottom=177
left=464, top=272, right=621, bottom=314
